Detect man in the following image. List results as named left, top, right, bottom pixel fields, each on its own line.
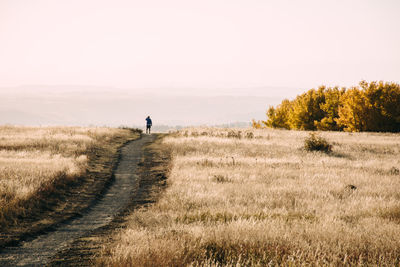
left=145, top=116, right=152, bottom=134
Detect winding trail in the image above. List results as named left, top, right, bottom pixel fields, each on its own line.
left=0, top=134, right=155, bottom=266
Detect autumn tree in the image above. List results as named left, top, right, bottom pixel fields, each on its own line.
left=336, top=87, right=368, bottom=132
left=315, top=86, right=345, bottom=131
left=264, top=99, right=292, bottom=129
left=360, top=81, right=400, bottom=132
left=288, top=87, right=325, bottom=130
left=251, top=119, right=263, bottom=129
left=257, top=81, right=400, bottom=132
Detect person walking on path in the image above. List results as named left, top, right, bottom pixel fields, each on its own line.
left=145, top=116, right=152, bottom=134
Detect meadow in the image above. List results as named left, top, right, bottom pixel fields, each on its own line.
left=0, top=126, right=137, bottom=231
left=100, top=127, right=400, bottom=266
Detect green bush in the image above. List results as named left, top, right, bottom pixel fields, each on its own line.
left=304, top=133, right=332, bottom=153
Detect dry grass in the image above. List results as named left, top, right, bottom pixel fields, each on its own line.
left=0, top=125, right=138, bottom=230
left=100, top=128, right=400, bottom=266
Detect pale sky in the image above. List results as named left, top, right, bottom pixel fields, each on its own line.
left=0, top=0, right=399, bottom=93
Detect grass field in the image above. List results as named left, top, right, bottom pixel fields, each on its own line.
left=100, top=128, right=400, bottom=266
left=0, top=126, right=137, bottom=230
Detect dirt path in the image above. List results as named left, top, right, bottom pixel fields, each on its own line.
left=0, top=134, right=155, bottom=267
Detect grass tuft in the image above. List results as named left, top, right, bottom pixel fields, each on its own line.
left=227, top=130, right=242, bottom=139
left=212, top=175, right=232, bottom=183
left=389, top=167, right=400, bottom=175
left=304, top=132, right=333, bottom=153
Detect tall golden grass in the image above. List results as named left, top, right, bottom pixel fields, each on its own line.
left=100, top=128, right=400, bottom=266
left=0, top=126, right=136, bottom=229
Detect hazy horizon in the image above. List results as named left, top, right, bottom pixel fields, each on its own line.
left=0, top=86, right=281, bottom=127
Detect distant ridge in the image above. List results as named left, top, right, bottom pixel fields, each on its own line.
left=0, top=85, right=292, bottom=127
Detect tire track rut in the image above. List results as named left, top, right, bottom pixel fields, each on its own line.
left=0, top=134, right=155, bottom=266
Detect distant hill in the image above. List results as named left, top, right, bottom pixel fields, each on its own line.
left=0, top=86, right=284, bottom=127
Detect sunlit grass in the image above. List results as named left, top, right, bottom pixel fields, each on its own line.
left=0, top=126, right=136, bottom=229
left=101, top=127, right=400, bottom=266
